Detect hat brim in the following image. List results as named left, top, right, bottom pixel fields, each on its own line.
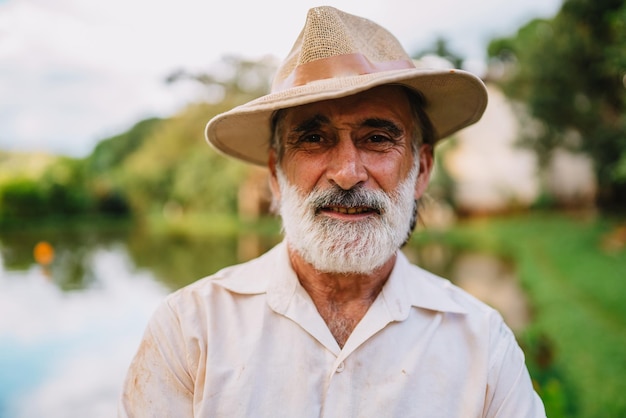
left=205, top=67, right=488, bottom=166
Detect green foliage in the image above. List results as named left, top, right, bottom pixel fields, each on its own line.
left=0, top=152, right=135, bottom=225
left=421, top=213, right=626, bottom=417
left=87, top=117, right=163, bottom=173
left=82, top=56, right=276, bottom=218
left=488, top=0, right=626, bottom=207
left=0, top=177, right=47, bottom=219
left=0, top=157, right=98, bottom=223
left=41, top=156, right=94, bottom=213
left=84, top=118, right=165, bottom=215
left=111, top=101, right=251, bottom=214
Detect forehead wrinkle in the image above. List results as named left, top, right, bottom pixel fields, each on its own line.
left=292, top=113, right=330, bottom=133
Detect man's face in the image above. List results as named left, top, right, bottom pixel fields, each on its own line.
left=270, top=85, right=433, bottom=273
left=275, top=85, right=422, bottom=199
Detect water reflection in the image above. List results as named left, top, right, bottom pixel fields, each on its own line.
left=1, top=223, right=134, bottom=291
left=124, top=228, right=280, bottom=290
left=0, top=223, right=529, bottom=417
left=0, top=244, right=167, bottom=418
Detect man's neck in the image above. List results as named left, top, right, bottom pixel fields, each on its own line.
left=288, top=247, right=396, bottom=348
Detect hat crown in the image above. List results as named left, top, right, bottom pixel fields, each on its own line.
left=271, top=6, right=415, bottom=92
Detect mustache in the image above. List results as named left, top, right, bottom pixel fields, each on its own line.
left=307, top=185, right=389, bottom=214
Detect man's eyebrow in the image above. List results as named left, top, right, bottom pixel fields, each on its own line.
left=292, top=114, right=331, bottom=133
left=361, top=118, right=404, bottom=137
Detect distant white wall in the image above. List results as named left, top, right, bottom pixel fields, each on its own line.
left=444, top=84, right=540, bottom=213
left=442, top=84, right=597, bottom=213
left=545, top=148, right=597, bottom=206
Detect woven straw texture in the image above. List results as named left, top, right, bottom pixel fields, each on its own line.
left=275, top=7, right=409, bottom=84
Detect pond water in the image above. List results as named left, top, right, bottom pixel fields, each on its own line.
left=0, top=222, right=529, bottom=418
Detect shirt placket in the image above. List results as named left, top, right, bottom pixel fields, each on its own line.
left=319, top=297, right=398, bottom=417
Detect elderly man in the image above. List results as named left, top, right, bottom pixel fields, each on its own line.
left=119, top=6, right=545, bottom=417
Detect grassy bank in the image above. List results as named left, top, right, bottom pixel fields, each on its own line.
left=415, top=211, right=626, bottom=418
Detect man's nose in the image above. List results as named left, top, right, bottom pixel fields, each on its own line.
left=326, top=138, right=368, bottom=190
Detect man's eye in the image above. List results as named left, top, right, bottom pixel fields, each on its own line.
left=285, top=132, right=329, bottom=151
left=300, top=134, right=323, bottom=143
left=369, top=135, right=390, bottom=143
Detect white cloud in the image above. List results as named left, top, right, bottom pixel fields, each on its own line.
left=0, top=0, right=562, bottom=157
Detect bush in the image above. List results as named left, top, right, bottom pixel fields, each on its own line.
left=0, top=177, right=48, bottom=220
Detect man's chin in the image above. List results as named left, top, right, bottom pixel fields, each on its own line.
left=290, top=242, right=397, bottom=275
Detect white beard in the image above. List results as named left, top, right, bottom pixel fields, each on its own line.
left=275, top=161, right=419, bottom=274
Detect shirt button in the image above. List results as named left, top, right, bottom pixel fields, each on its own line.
left=336, top=362, right=345, bottom=373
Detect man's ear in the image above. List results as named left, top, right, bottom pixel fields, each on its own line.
left=268, top=149, right=281, bottom=203
left=414, top=144, right=434, bottom=199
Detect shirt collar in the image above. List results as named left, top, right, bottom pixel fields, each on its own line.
left=381, top=250, right=468, bottom=320
left=212, top=241, right=468, bottom=317
left=209, top=242, right=289, bottom=295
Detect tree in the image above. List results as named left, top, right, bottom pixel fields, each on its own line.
left=413, top=37, right=464, bottom=69
left=94, top=56, right=279, bottom=216
left=488, top=0, right=626, bottom=207
left=166, top=54, right=277, bottom=103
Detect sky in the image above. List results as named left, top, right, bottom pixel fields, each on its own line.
left=0, top=0, right=563, bottom=157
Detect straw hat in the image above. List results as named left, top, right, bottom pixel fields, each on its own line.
left=205, top=6, right=488, bottom=166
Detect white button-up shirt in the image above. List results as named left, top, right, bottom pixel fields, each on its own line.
left=119, top=242, right=545, bottom=417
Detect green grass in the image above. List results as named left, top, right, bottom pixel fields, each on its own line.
left=415, top=212, right=626, bottom=418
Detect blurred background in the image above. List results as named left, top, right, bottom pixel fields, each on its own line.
left=1, top=0, right=625, bottom=417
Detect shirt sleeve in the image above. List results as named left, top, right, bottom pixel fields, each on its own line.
left=118, top=299, right=195, bottom=418
left=484, top=315, right=546, bottom=418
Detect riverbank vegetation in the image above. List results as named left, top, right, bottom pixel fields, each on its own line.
left=415, top=212, right=626, bottom=418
